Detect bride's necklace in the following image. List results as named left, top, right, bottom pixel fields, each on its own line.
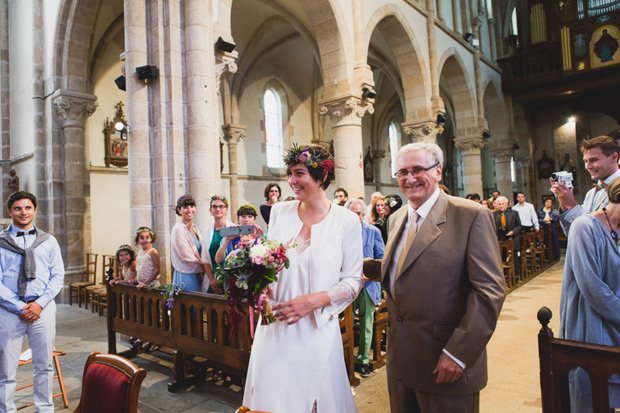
left=602, top=207, right=619, bottom=245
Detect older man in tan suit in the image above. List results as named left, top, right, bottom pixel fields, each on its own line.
left=364, top=142, right=505, bottom=412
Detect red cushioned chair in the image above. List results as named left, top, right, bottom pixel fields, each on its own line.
left=74, top=352, right=146, bottom=413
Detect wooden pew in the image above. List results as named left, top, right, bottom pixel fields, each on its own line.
left=498, top=239, right=516, bottom=289
left=107, top=284, right=359, bottom=390
left=537, top=306, right=620, bottom=412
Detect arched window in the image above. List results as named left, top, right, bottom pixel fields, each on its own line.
left=264, top=88, right=284, bottom=168
left=511, top=8, right=518, bottom=36
left=388, top=121, right=400, bottom=177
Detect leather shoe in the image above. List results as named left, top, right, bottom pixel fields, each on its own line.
left=355, top=363, right=372, bottom=378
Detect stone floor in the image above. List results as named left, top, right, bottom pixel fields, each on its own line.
left=14, top=259, right=563, bottom=412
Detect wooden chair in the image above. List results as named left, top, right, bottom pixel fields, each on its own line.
left=542, top=227, right=555, bottom=263
left=535, top=230, right=551, bottom=269
left=370, top=299, right=388, bottom=370
left=519, top=233, right=532, bottom=282
left=92, top=255, right=117, bottom=316
left=16, top=349, right=69, bottom=410
left=340, top=305, right=360, bottom=386
left=538, top=306, right=620, bottom=412
left=69, top=253, right=98, bottom=307
left=75, top=351, right=146, bottom=413
left=498, top=239, right=516, bottom=289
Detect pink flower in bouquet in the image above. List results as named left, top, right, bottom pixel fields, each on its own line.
left=298, top=151, right=310, bottom=162
left=252, top=255, right=264, bottom=265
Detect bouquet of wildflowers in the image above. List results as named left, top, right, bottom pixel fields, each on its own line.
left=215, top=238, right=292, bottom=334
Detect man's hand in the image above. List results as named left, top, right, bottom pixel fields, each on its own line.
left=20, top=302, right=42, bottom=323
left=550, top=178, right=578, bottom=211
left=433, top=352, right=464, bottom=384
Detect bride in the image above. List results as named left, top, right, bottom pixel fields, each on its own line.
left=242, top=144, right=363, bottom=412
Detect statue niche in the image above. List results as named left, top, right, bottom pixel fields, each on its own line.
left=103, top=102, right=128, bottom=168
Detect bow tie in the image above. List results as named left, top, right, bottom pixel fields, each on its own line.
left=16, top=229, right=36, bottom=237
left=594, top=182, right=607, bottom=191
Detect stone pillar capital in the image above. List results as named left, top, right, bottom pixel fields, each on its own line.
left=318, top=96, right=374, bottom=125
left=215, top=50, right=238, bottom=89
left=372, top=149, right=386, bottom=159
left=454, top=137, right=486, bottom=152
left=402, top=120, right=444, bottom=143
left=222, top=123, right=246, bottom=145
left=51, top=90, right=97, bottom=128
left=517, top=155, right=532, bottom=167
left=490, top=147, right=514, bottom=163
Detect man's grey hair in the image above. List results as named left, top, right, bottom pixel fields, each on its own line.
left=396, top=142, right=444, bottom=170
left=496, top=195, right=509, bottom=203
left=345, top=199, right=366, bottom=214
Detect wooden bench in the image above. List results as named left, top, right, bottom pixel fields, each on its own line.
left=107, top=284, right=359, bottom=390
left=498, top=239, right=516, bottom=289
left=537, top=306, right=620, bottom=412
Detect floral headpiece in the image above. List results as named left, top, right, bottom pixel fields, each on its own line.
left=283, top=143, right=337, bottom=174
left=210, top=195, right=229, bottom=206
left=116, top=244, right=134, bottom=256
left=238, top=204, right=258, bottom=215
left=135, top=226, right=156, bottom=241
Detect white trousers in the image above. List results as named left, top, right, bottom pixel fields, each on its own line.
left=0, top=301, right=56, bottom=413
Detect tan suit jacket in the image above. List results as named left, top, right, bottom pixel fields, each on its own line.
left=365, top=191, right=505, bottom=395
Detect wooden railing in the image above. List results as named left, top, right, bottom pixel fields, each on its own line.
left=107, top=284, right=358, bottom=390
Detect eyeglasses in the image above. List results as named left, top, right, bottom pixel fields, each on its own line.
left=396, top=163, right=439, bottom=179
left=211, top=205, right=227, bottom=210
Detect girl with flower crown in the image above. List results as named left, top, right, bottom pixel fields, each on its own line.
left=242, top=144, right=362, bottom=413
left=135, top=227, right=160, bottom=289
left=108, top=244, right=137, bottom=286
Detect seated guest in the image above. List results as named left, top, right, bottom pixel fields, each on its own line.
left=538, top=198, right=561, bottom=260
left=260, top=183, right=281, bottom=226
left=559, top=177, right=620, bottom=412
left=215, top=204, right=264, bottom=264
left=346, top=199, right=384, bottom=378
left=512, top=192, right=539, bottom=232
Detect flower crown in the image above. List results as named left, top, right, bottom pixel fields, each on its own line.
left=116, top=244, right=134, bottom=255
left=385, top=196, right=399, bottom=208
left=210, top=195, right=229, bottom=206
left=238, top=204, right=257, bottom=215
left=135, top=226, right=155, bottom=238
left=283, top=143, right=336, bottom=174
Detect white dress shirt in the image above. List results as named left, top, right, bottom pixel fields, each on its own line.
left=512, top=202, right=539, bottom=230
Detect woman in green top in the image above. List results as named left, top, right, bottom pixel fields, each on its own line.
left=200, top=195, right=231, bottom=294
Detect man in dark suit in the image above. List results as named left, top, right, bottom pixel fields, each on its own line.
left=364, top=142, right=505, bottom=412
left=493, top=195, right=522, bottom=250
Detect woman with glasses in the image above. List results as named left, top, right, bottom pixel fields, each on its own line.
left=242, top=144, right=362, bottom=412
left=199, top=195, right=231, bottom=294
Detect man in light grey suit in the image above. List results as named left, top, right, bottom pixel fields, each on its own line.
left=364, top=142, right=505, bottom=412
left=552, top=135, right=620, bottom=235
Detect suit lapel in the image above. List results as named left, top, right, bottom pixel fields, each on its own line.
left=381, top=209, right=407, bottom=293
left=393, top=192, right=448, bottom=285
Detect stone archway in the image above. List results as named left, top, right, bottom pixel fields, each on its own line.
left=483, top=80, right=512, bottom=198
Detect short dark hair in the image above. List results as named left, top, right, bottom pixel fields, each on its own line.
left=334, top=188, right=348, bottom=198
left=517, top=191, right=526, bottom=197
left=581, top=135, right=620, bottom=157
left=466, top=193, right=481, bottom=201
left=7, top=191, right=37, bottom=211
left=285, top=145, right=335, bottom=190
left=264, top=183, right=282, bottom=201
left=175, top=194, right=196, bottom=216
left=237, top=204, right=257, bottom=217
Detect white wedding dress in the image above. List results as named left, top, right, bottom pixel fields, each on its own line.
left=242, top=203, right=360, bottom=413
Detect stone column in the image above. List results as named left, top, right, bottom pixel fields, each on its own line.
left=222, top=124, right=246, bottom=218
left=435, top=0, right=445, bottom=23
left=319, top=96, right=373, bottom=199
left=426, top=0, right=444, bottom=117
left=451, top=0, right=462, bottom=35
left=51, top=90, right=96, bottom=301
left=517, top=155, right=534, bottom=199
left=372, top=149, right=386, bottom=191
left=402, top=120, right=444, bottom=143
left=491, top=147, right=514, bottom=197
left=185, top=0, right=222, bottom=229
left=488, top=18, right=498, bottom=61
left=124, top=0, right=151, bottom=234
left=454, top=137, right=485, bottom=196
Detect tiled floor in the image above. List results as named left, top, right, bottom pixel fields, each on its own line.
left=13, top=260, right=563, bottom=412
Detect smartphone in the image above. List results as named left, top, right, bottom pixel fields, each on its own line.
left=219, top=225, right=254, bottom=237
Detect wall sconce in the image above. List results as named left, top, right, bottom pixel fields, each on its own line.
left=362, top=86, right=377, bottom=99
left=115, top=121, right=129, bottom=141
left=436, top=113, right=447, bottom=124
left=114, top=75, right=126, bottom=91
left=482, top=130, right=491, bottom=140
left=463, top=33, right=473, bottom=43
left=216, top=36, right=236, bottom=52
left=135, top=65, right=159, bottom=82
